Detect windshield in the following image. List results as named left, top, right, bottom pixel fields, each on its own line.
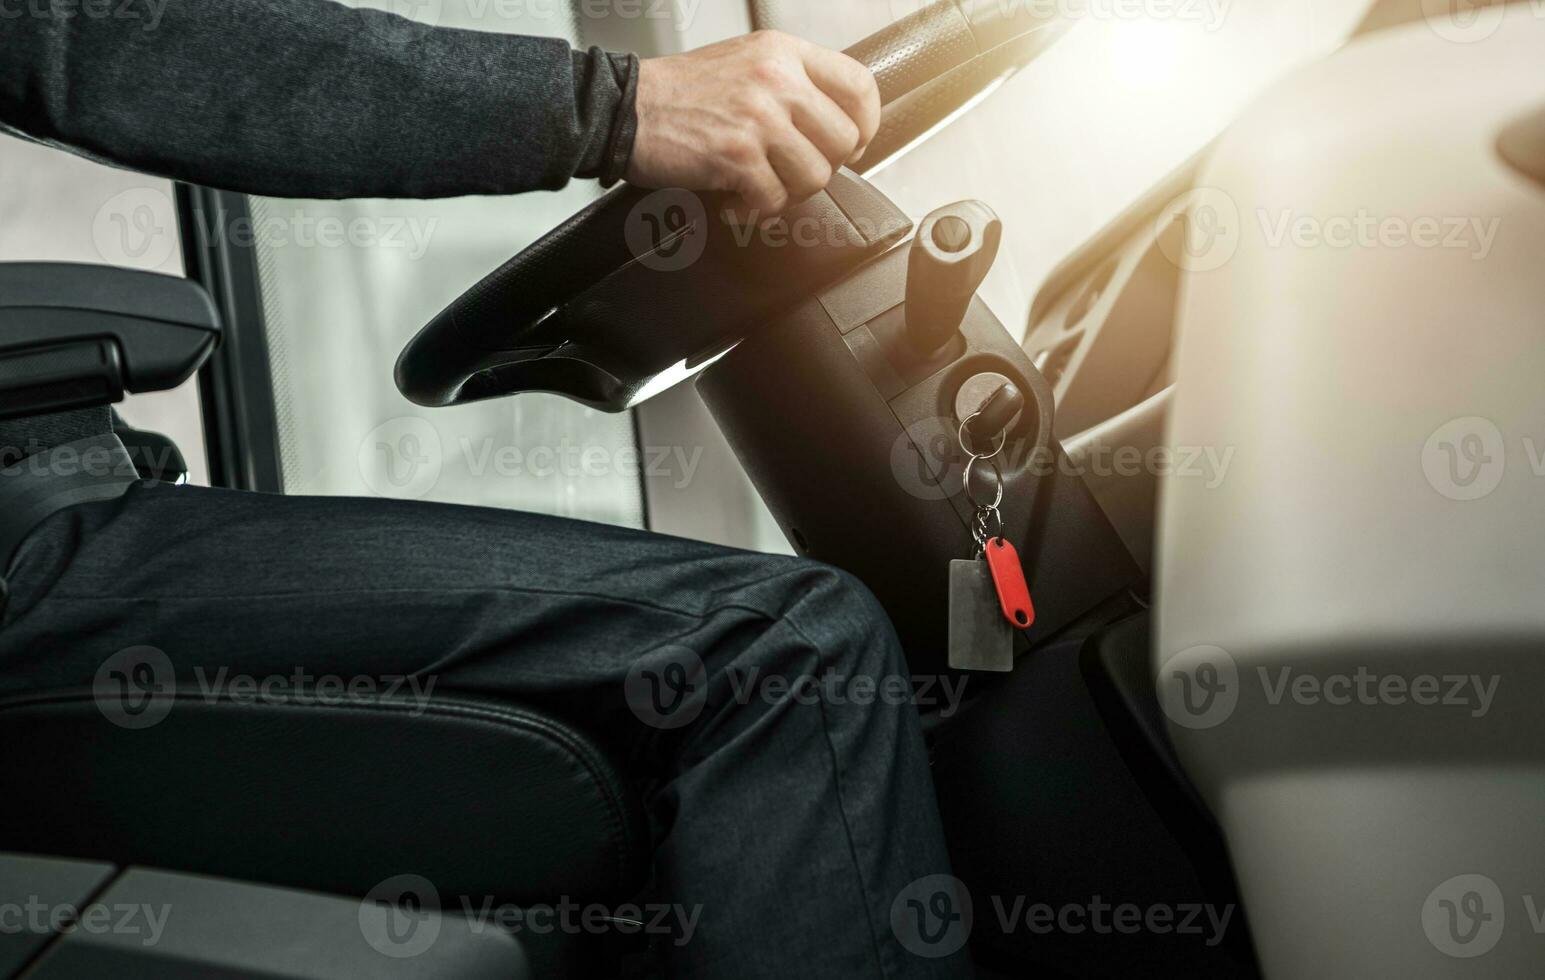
left=859, top=0, right=1374, bottom=338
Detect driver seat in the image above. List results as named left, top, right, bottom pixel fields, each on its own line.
left=0, top=262, right=652, bottom=977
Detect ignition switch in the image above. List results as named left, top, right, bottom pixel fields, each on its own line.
left=955, top=372, right=1025, bottom=455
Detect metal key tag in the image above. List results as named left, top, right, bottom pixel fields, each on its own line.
left=948, top=558, right=1015, bottom=672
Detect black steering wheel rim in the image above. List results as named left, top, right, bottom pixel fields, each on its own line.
left=395, top=0, right=1071, bottom=412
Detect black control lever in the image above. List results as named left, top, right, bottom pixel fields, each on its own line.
left=906, top=201, right=1002, bottom=355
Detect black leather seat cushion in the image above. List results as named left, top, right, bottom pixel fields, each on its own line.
left=0, top=689, right=650, bottom=908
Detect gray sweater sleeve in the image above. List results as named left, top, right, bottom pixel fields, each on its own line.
left=0, top=0, right=640, bottom=199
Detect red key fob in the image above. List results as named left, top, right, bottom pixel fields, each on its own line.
left=983, top=537, right=1034, bottom=629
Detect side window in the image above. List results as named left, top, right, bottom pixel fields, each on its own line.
left=0, top=132, right=210, bottom=484
left=0, top=1, right=782, bottom=550
left=247, top=1, right=642, bottom=526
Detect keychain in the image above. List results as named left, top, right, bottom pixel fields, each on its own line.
left=947, top=412, right=1034, bottom=672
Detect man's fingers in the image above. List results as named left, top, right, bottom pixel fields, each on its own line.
left=795, top=39, right=881, bottom=160
left=767, top=129, right=835, bottom=206
left=790, top=86, right=863, bottom=170
left=628, top=32, right=884, bottom=198
left=726, top=158, right=790, bottom=222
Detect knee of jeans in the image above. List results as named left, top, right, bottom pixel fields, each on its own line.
left=787, top=563, right=906, bottom=678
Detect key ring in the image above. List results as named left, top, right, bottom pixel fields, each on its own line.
left=963, top=452, right=1004, bottom=513
left=959, top=408, right=1008, bottom=555
left=957, top=411, right=1005, bottom=462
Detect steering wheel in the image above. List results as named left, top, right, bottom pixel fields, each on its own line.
left=395, top=0, right=1071, bottom=412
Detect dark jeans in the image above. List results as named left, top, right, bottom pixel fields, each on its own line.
left=0, top=482, right=971, bottom=979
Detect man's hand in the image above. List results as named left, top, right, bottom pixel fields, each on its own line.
left=627, top=31, right=882, bottom=219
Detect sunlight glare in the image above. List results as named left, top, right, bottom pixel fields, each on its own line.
left=1103, top=17, right=1195, bottom=93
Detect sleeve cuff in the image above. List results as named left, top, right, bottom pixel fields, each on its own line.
left=570, top=46, right=640, bottom=188
left=596, top=50, right=640, bottom=188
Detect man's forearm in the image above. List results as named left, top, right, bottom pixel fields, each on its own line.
left=0, top=0, right=637, bottom=199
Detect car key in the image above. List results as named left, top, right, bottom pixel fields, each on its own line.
left=947, top=410, right=1020, bottom=672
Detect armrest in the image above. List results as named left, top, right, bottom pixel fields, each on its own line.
left=0, top=689, right=649, bottom=909
left=0, top=263, right=220, bottom=420
left=4, top=854, right=530, bottom=980
left=0, top=852, right=113, bottom=976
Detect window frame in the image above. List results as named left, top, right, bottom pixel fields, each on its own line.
left=176, top=184, right=284, bottom=492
